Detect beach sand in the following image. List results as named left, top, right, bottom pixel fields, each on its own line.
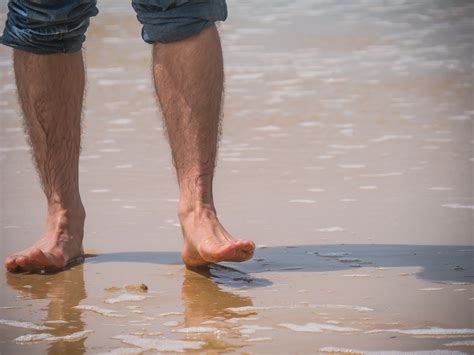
left=0, top=0, right=473, bottom=353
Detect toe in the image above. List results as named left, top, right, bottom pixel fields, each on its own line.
left=237, top=240, right=255, bottom=253
left=15, top=256, right=30, bottom=270
left=236, top=240, right=255, bottom=261
left=5, top=255, right=21, bottom=272
left=223, top=241, right=254, bottom=262
left=14, top=248, right=60, bottom=273
left=245, top=240, right=256, bottom=251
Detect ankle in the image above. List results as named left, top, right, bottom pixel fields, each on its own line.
left=45, top=210, right=85, bottom=245
left=178, top=172, right=215, bottom=211
left=178, top=200, right=216, bottom=221
left=47, top=199, right=86, bottom=225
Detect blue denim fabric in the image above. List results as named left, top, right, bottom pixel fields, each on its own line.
left=0, top=0, right=227, bottom=54
left=0, top=0, right=99, bottom=54
left=132, top=0, right=227, bottom=43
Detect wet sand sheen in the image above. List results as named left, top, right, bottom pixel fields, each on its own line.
left=1, top=0, right=473, bottom=353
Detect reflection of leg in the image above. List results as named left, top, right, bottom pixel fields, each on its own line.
left=152, top=25, right=255, bottom=266
left=182, top=268, right=253, bottom=325
left=6, top=266, right=87, bottom=353
left=5, top=51, right=86, bottom=272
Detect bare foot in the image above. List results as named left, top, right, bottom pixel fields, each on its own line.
left=179, top=206, right=255, bottom=267
left=4, top=208, right=85, bottom=273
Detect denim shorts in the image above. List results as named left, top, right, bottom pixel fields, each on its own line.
left=0, top=0, right=227, bottom=54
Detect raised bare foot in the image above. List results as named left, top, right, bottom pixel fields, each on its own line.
left=179, top=206, right=255, bottom=267
left=4, top=208, right=85, bottom=273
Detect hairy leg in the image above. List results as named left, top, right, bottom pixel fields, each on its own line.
left=4, top=50, right=86, bottom=273
left=152, top=25, right=255, bottom=267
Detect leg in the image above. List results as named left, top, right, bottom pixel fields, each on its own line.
left=1, top=0, right=98, bottom=272
left=4, top=50, right=86, bottom=273
left=152, top=25, right=255, bottom=267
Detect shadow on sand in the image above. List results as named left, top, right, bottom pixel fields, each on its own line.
left=86, top=244, right=473, bottom=284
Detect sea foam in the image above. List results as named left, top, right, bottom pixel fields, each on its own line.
left=14, top=330, right=93, bottom=344
left=279, top=322, right=360, bottom=333
left=0, top=319, right=51, bottom=330
left=74, top=305, right=126, bottom=318
left=112, top=335, right=204, bottom=352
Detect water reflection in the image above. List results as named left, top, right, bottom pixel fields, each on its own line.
left=181, top=265, right=269, bottom=351
left=5, top=265, right=86, bottom=355
left=182, top=265, right=255, bottom=324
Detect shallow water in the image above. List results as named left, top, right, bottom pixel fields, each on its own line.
left=1, top=0, right=473, bottom=353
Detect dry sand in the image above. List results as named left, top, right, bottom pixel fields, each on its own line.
left=1, top=0, right=473, bottom=353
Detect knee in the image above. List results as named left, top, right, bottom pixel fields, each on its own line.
left=132, top=0, right=227, bottom=44
left=0, top=0, right=99, bottom=54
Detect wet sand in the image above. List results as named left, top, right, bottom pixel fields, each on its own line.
left=1, top=0, right=473, bottom=353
